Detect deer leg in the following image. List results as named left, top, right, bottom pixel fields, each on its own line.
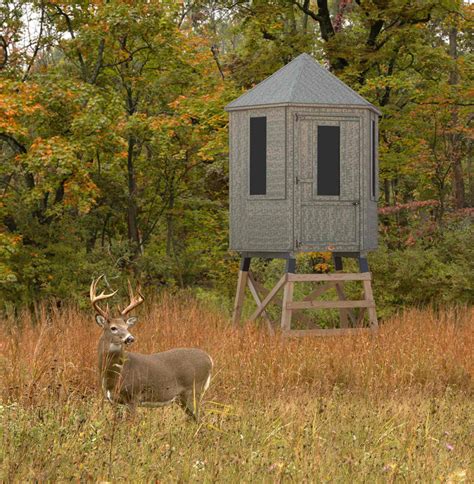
left=178, top=390, right=201, bottom=422
left=121, top=403, right=137, bottom=420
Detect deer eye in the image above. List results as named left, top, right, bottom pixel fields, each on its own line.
left=110, top=326, right=118, bottom=332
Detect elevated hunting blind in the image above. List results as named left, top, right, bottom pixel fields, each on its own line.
left=226, top=54, right=381, bottom=336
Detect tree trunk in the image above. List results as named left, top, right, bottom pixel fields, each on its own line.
left=448, top=27, right=465, bottom=209
left=127, top=135, right=141, bottom=255
left=302, top=0, right=310, bottom=32
left=166, top=190, right=174, bottom=257
left=467, top=142, right=474, bottom=207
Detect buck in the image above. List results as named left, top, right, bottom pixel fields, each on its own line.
left=90, top=276, right=213, bottom=420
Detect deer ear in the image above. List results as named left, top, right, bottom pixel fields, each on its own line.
left=95, top=315, right=107, bottom=328
left=126, top=317, right=137, bottom=327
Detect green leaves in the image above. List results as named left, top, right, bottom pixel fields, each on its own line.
left=0, top=0, right=472, bottom=308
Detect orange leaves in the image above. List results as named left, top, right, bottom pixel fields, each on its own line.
left=63, top=176, right=98, bottom=214
left=21, top=135, right=99, bottom=215
left=168, top=95, right=186, bottom=110
left=296, top=252, right=333, bottom=273
left=0, top=81, right=46, bottom=153
left=314, top=262, right=330, bottom=273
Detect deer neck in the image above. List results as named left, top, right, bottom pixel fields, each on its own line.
left=98, top=334, right=127, bottom=399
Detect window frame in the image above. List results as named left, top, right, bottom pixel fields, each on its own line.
left=316, top=125, right=341, bottom=197
left=249, top=116, right=267, bottom=196
left=370, top=119, right=378, bottom=201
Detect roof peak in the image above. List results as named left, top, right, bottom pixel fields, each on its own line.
left=225, top=53, right=380, bottom=114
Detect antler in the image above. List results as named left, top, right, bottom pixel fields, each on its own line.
left=120, top=280, right=144, bottom=316
left=90, top=275, right=118, bottom=319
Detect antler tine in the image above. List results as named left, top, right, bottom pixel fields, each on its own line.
left=120, top=279, right=144, bottom=316
left=90, top=275, right=118, bottom=319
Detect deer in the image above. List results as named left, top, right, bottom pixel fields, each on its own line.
left=90, top=276, right=213, bottom=421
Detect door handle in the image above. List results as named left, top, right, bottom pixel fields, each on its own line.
left=352, top=201, right=360, bottom=206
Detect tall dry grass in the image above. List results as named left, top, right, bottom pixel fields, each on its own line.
left=1, top=295, right=472, bottom=407
left=1, top=297, right=473, bottom=481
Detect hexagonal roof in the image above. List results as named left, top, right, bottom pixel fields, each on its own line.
left=225, top=53, right=381, bottom=115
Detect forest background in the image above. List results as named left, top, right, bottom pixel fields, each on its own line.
left=0, top=0, right=473, bottom=314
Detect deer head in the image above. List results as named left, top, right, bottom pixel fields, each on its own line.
left=90, top=276, right=144, bottom=348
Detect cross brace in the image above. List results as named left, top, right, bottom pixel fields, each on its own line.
left=231, top=257, right=378, bottom=336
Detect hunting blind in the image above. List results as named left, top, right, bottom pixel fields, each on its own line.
left=226, top=54, right=381, bottom=335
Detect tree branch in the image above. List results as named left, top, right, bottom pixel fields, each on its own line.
left=211, top=44, right=225, bottom=80
left=23, top=3, right=45, bottom=81
left=0, top=35, right=8, bottom=70
left=0, top=133, right=27, bottom=154
left=293, top=0, right=347, bottom=70
left=0, top=133, right=35, bottom=189
left=54, top=5, right=88, bottom=80
left=89, top=38, right=105, bottom=84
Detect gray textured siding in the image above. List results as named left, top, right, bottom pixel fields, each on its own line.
left=229, top=105, right=378, bottom=253
left=229, top=107, right=293, bottom=251
left=227, top=60, right=379, bottom=255
left=364, top=111, right=379, bottom=250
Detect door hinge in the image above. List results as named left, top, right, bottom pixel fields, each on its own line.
left=295, top=113, right=298, bottom=122
left=295, top=239, right=301, bottom=248
left=295, top=175, right=299, bottom=185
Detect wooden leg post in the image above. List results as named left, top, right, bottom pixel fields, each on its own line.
left=333, top=255, right=352, bottom=328
left=232, top=257, right=250, bottom=326
left=281, top=258, right=296, bottom=332
left=359, top=256, right=378, bottom=331
left=363, top=276, right=378, bottom=331
left=358, top=256, right=369, bottom=273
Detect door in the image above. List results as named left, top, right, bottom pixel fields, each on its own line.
left=294, top=114, right=360, bottom=251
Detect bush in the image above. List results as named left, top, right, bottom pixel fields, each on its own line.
left=370, top=218, right=474, bottom=316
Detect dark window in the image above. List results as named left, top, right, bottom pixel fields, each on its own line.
left=371, top=120, right=377, bottom=198
left=249, top=117, right=267, bottom=195
left=317, top=125, right=340, bottom=196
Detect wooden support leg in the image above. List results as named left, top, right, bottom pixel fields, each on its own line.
left=232, top=257, right=250, bottom=326
left=281, top=257, right=296, bottom=332
left=359, top=257, right=377, bottom=330
left=247, top=273, right=275, bottom=335
left=358, top=256, right=369, bottom=273
left=363, top=277, right=378, bottom=331
left=333, top=255, right=343, bottom=272
left=333, top=255, right=354, bottom=328
left=281, top=281, right=294, bottom=332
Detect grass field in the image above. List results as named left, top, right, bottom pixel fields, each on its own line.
left=1, top=296, right=473, bottom=482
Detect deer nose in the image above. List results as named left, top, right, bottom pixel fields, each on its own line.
left=124, top=335, right=135, bottom=345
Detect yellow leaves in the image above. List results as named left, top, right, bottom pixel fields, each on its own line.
left=314, top=262, right=330, bottom=273
left=307, top=251, right=332, bottom=262
left=295, top=252, right=333, bottom=273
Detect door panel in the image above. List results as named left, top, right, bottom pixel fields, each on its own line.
left=301, top=203, right=358, bottom=244
left=295, top=115, right=360, bottom=250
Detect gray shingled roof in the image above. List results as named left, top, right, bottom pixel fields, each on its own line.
left=225, top=53, right=380, bottom=114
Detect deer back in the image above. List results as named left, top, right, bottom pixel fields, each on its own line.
left=111, top=348, right=213, bottom=405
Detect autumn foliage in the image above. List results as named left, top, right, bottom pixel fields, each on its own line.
left=0, top=1, right=472, bottom=311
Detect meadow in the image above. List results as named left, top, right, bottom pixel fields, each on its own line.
left=1, top=296, right=473, bottom=482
